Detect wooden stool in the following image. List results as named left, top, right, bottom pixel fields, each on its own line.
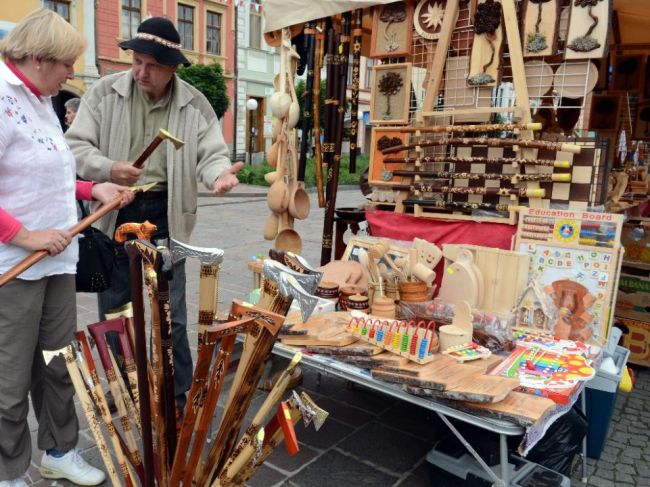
left=334, top=207, right=367, bottom=260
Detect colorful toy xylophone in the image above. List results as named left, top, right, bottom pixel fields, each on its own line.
left=511, top=328, right=589, bottom=356
left=347, top=314, right=439, bottom=364
left=442, top=342, right=492, bottom=363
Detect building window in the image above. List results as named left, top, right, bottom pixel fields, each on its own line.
left=121, top=0, right=140, bottom=40
left=206, top=11, right=222, bottom=55
left=365, top=58, right=375, bottom=89
left=249, top=0, right=262, bottom=49
left=44, top=0, right=70, bottom=22
left=178, top=4, right=194, bottom=50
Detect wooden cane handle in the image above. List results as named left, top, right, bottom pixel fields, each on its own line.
left=132, top=135, right=164, bottom=169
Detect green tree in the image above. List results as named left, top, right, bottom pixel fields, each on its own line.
left=177, top=63, right=229, bottom=118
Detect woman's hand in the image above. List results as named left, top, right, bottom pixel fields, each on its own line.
left=92, top=182, right=135, bottom=208
left=9, top=227, right=71, bottom=256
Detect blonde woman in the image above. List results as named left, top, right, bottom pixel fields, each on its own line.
left=0, top=9, right=132, bottom=486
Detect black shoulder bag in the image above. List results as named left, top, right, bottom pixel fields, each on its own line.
left=76, top=201, right=116, bottom=293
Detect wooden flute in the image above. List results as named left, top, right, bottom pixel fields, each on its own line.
left=390, top=169, right=571, bottom=182
left=381, top=155, right=572, bottom=167
left=391, top=184, right=545, bottom=197
left=381, top=137, right=582, bottom=155
left=398, top=122, right=542, bottom=133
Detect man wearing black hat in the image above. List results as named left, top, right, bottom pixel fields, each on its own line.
left=66, top=17, right=243, bottom=413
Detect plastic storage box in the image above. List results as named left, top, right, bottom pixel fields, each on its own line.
left=585, top=345, right=630, bottom=459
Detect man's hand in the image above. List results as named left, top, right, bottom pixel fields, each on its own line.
left=9, top=227, right=71, bottom=256
left=92, top=182, right=135, bottom=208
left=110, top=161, right=142, bottom=186
left=212, top=162, right=244, bottom=195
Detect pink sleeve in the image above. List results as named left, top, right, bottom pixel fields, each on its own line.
left=75, top=180, right=96, bottom=201
left=0, top=207, right=22, bottom=244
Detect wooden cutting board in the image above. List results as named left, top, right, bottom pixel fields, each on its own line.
left=405, top=373, right=519, bottom=403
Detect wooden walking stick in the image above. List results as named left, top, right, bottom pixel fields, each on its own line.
left=198, top=302, right=287, bottom=485
left=124, top=240, right=157, bottom=487
left=75, top=331, right=141, bottom=485
left=313, top=20, right=326, bottom=208
left=381, top=137, right=582, bottom=155
left=169, top=239, right=224, bottom=346
left=116, top=221, right=177, bottom=472
left=232, top=391, right=329, bottom=486
left=182, top=318, right=261, bottom=487
left=87, top=319, right=146, bottom=480
left=322, top=19, right=337, bottom=173
left=0, top=182, right=156, bottom=288
left=43, top=345, right=122, bottom=487
left=214, top=354, right=302, bottom=487
left=348, top=8, right=363, bottom=174
left=132, top=128, right=184, bottom=169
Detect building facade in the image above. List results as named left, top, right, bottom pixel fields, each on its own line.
left=235, top=0, right=278, bottom=162
left=96, top=0, right=235, bottom=147
left=0, top=0, right=100, bottom=125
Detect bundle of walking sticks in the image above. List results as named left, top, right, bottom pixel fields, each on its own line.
left=43, top=225, right=328, bottom=487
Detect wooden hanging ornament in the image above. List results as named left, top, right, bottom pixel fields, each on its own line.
left=370, top=1, right=414, bottom=58
left=413, top=0, right=447, bottom=40
left=468, top=0, right=504, bottom=86
left=522, top=0, right=559, bottom=57
left=565, top=0, right=609, bottom=60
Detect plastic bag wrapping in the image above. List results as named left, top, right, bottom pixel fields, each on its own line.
left=523, top=406, right=588, bottom=476
left=399, top=299, right=515, bottom=352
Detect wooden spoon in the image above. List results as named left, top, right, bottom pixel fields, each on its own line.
left=266, top=138, right=281, bottom=168
left=267, top=134, right=289, bottom=213
left=275, top=212, right=302, bottom=254
left=287, top=143, right=310, bottom=220
left=263, top=212, right=280, bottom=240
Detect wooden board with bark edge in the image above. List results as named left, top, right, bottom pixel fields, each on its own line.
left=336, top=351, right=410, bottom=368
left=371, top=354, right=519, bottom=403
left=378, top=352, right=503, bottom=377
left=306, top=341, right=384, bottom=356
left=406, top=387, right=557, bottom=428
left=279, top=311, right=357, bottom=347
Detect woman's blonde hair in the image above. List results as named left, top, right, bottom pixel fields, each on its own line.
left=0, top=9, right=86, bottom=63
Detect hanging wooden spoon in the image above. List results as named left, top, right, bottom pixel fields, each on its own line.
left=287, top=143, right=310, bottom=220
left=263, top=212, right=280, bottom=241
left=274, top=211, right=302, bottom=254
left=267, top=133, right=289, bottom=214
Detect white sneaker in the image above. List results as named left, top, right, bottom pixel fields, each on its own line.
left=39, top=448, right=106, bottom=486
left=0, top=479, right=28, bottom=487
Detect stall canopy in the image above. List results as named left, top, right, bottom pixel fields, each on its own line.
left=263, top=0, right=391, bottom=33
left=263, top=0, right=650, bottom=46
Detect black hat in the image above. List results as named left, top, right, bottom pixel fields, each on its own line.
left=119, top=17, right=190, bottom=67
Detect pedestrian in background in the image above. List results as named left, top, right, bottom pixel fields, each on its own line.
left=64, top=97, right=80, bottom=129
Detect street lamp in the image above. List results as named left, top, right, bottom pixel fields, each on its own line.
left=246, top=98, right=258, bottom=165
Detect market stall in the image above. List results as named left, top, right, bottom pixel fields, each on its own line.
left=255, top=0, right=641, bottom=484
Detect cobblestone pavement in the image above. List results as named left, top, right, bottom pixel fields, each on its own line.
left=21, top=186, right=649, bottom=486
